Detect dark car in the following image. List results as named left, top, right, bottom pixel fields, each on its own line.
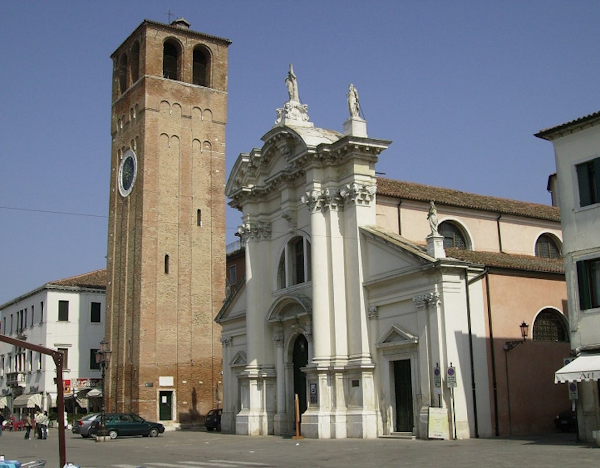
left=554, top=409, right=577, bottom=433
left=89, top=413, right=165, bottom=439
left=72, top=413, right=100, bottom=438
left=205, top=408, right=222, bottom=432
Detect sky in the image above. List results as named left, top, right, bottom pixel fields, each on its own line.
left=1, top=0, right=600, bottom=305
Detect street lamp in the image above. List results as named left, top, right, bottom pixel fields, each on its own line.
left=503, top=321, right=529, bottom=435
left=95, top=338, right=112, bottom=439
left=503, top=321, right=529, bottom=352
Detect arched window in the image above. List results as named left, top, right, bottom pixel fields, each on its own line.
left=533, top=309, right=568, bottom=342
left=193, top=47, right=209, bottom=87
left=277, top=236, right=312, bottom=289
left=439, top=221, right=468, bottom=250
left=118, top=54, right=128, bottom=94
left=535, top=234, right=562, bottom=259
left=130, top=42, right=140, bottom=83
left=163, top=40, right=179, bottom=80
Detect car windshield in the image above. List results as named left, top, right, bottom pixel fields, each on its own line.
left=83, top=413, right=99, bottom=420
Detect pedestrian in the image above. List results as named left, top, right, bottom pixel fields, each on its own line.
left=34, top=410, right=43, bottom=439
left=41, top=411, right=49, bottom=439
left=0, top=413, right=4, bottom=436
left=24, top=413, right=33, bottom=440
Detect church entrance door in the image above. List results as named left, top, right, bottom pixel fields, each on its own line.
left=394, top=359, right=413, bottom=432
left=292, top=335, right=308, bottom=420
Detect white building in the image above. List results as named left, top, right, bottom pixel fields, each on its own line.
left=537, top=112, right=600, bottom=443
left=0, top=269, right=107, bottom=418
left=218, top=70, right=569, bottom=439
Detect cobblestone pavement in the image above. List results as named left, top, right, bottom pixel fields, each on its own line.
left=0, top=429, right=594, bottom=468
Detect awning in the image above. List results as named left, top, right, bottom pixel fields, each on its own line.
left=87, top=388, right=102, bottom=398
left=12, top=393, right=42, bottom=408
left=0, top=396, right=7, bottom=409
left=555, top=354, right=600, bottom=383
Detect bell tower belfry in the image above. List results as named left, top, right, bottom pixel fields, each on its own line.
left=106, top=18, right=230, bottom=426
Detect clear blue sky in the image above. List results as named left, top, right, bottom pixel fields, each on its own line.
left=1, top=1, right=599, bottom=304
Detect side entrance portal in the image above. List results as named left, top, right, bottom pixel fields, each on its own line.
left=394, top=359, right=414, bottom=432
left=293, top=335, right=308, bottom=419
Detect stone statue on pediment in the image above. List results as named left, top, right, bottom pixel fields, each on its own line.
left=428, top=201, right=438, bottom=236
left=347, top=83, right=360, bottom=118
left=286, top=63, right=300, bottom=102
left=275, top=63, right=312, bottom=127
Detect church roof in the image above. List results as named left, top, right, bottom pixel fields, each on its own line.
left=445, top=248, right=565, bottom=274
left=376, top=177, right=560, bottom=222
left=361, top=226, right=564, bottom=275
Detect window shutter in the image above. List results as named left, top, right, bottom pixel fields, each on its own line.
left=577, top=260, right=591, bottom=310
left=577, top=162, right=592, bottom=207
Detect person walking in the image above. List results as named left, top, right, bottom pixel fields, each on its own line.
left=40, top=411, right=49, bottom=439
left=24, top=413, right=33, bottom=440
left=34, top=410, right=43, bottom=439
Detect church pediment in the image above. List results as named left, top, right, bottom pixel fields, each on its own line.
left=361, top=225, right=434, bottom=284
left=376, top=324, right=418, bottom=348
left=230, top=351, right=247, bottom=368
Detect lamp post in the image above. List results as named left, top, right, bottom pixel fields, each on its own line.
left=503, top=321, right=529, bottom=435
left=95, top=338, right=112, bottom=440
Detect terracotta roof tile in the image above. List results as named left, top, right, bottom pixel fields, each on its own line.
left=376, top=177, right=560, bottom=222
left=49, top=269, right=107, bottom=290
left=445, top=248, right=565, bottom=274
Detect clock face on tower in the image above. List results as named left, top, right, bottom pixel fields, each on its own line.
left=118, top=149, right=137, bottom=197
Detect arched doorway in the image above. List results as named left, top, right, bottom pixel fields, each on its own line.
left=293, top=335, right=308, bottom=418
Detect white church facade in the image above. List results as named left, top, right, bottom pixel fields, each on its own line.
left=218, top=66, right=569, bottom=439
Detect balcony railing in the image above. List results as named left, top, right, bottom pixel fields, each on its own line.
left=6, top=371, right=26, bottom=387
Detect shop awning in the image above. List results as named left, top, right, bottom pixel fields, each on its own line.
left=0, top=396, right=7, bottom=409
left=555, top=354, right=600, bottom=383
left=12, top=393, right=42, bottom=408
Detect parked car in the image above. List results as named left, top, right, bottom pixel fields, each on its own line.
left=89, top=413, right=165, bottom=439
left=554, top=409, right=577, bottom=433
left=72, top=413, right=101, bottom=438
left=205, top=408, right=222, bottom=432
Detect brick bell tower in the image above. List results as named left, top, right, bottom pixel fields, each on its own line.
left=106, top=18, right=230, bottom=426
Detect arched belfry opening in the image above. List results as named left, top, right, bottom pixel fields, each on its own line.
left=292, top=334, right=308, bottom=418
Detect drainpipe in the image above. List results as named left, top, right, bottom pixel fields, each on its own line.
left=397, top=200, right=402, bottom=235
left=496, top=215, right=503, bottom=253
left=475, top=270, right=500, bottom=436
left=465, top=268, right=484, bottom=438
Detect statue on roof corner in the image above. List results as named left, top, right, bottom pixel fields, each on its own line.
left=428, top=201, right=439, bottom=236
left=347, top=83, right=360, bottom=118
left=286, top=63, right=300, bottom=102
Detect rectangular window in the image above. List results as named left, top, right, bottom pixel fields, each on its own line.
left=90, top=349, right=100, bottom=370
left=577, top=257, right=600, bottom=310
left=40, top=301, right=44, bottom=323
left=58, top=348, right=69, bottom=369
left=91, top=302, right=101, bottom=323
left=31, top=305, right=34, bottom=326
left=229, top=264, right=237, bottom=285
left=37, top=352, right=42, bottom=371
left=576, top=157, right=600, bottom=207
left=58, top=300, right=69, bottom=321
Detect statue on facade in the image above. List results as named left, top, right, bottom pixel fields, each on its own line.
left=285, top=63, right=300, bottom=102
left=427, top=201, right=439, bottom=236
left=347, top=83, right=360, bottom=118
